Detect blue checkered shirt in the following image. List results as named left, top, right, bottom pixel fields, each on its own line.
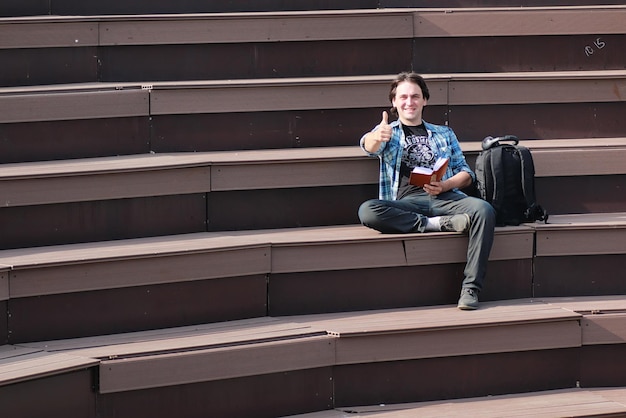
left=360, top=120, right=476, bottom=201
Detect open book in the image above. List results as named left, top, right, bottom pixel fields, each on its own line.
left=409, top=157, right=449, bottom=187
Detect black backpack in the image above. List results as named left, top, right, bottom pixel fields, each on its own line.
left=474, top=135, right=548, bottom=226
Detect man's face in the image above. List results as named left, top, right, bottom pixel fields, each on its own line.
left=392, top=80, right=428, bottom=126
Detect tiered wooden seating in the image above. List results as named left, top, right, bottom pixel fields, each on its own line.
left=1, top=296, right=624, bottom=417
left=1, top=4, right=626, bottom=418
left=2, top=6, right=625, bottom=86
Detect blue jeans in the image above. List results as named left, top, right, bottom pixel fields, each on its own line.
left=358, top=190, right=496, bottom=291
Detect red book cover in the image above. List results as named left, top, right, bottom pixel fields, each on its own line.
left=409, top=157, right=449, bottom=187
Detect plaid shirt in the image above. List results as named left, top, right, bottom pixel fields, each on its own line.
left=360, top=120, right=475, bottom=201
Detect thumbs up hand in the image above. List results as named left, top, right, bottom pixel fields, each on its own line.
left=375, top=111, right=392, bottom=143
left=362, top=111, right=393, bottom=153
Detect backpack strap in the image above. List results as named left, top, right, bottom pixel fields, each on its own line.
left=516, top=146, right=536, bottom=209
left=517, top=146, right=549, bottom=223
left=488, top=146, right=505, bottom=211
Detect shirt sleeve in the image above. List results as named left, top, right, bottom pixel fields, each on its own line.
left=445, top=127, right=476, bottom=183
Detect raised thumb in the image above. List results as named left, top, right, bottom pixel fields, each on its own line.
left=381, top=111, right=389, bottom=125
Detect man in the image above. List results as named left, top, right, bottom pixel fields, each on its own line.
left=358, top=72, right=496, bottom=310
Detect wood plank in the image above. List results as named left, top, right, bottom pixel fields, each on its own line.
left=30, top=319, right=329, bottom=360
left=535, top=213, right=626, bottom=256
left=149, top=76, right=448, bottom=114
left=294, top=301, right=580, bottom=335
left=98, top=335, right=335, bottom=393
left=315, top=388, right=626, bottom=418
left=0, top=20, right=98, bottom=48
left=99, top=11, right=414, bottom=45
left=334, top=320, right=581, bottom=364
left=211, top=159, right=377, bottom=191
left=404, top=227, right=534, bottom=265
left=9, top=245, right=270, bottom=297
left=0, top=271, right=8, bottom=301
left=0, top=89, right=149, bottom=123
left=272, top=240, right=407, bottom=273
left=0, top=351, right=98, bottom=387
left=0, top=231, right=268, bottom=268
left=413, top=6, right=626, bottom=37
left=0, top=345, right=40, bottom=360
left=0, top=166, right=211, bottom=206
left=1, top=139, right=624, bottom=206
left=5, top=6, right=624, bottom=48
left=448, top=75, right=626, bottom=105
left=582, top=314, right=626, bottom=345
left=532, top=147, right=626, bottom=177
left=539, top=295, right=626, bottom=313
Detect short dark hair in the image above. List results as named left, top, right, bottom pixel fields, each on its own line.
left=388, top=72, right=430, bottom=116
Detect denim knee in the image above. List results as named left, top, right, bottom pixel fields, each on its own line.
left=358, top=199, right=378, bottom=225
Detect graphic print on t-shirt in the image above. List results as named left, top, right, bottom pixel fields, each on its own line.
left=400, top=124, right=437, bottom=175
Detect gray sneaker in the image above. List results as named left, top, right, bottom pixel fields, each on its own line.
left=457, top=288, right=479, bottom=310
left=440, top=214, right=470, bottom=232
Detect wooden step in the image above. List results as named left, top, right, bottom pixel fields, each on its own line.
left=1, top=6, right=625, bottom=86
left=3, top=0, right=625, bottom=17
left=1, top=139, right=624, bottom=206
left=4, top=295, right=625, bottom=417
left=285, top=387, right=626, bottom=417
left=0, top=138, right=624, bottom=249
left=1, top=71, right=625, bottom=166
left=1, top=213, right=625, bottom=342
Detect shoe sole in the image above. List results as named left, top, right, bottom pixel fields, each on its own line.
left=457, top=303, right=479, bottom=310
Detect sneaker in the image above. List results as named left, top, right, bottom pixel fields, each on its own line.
left=439, top=214, right=470, bottom=232
left=457, top=288, right=479, bottom=310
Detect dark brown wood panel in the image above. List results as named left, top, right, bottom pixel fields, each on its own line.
left=100, top=39, right=411, bottom=82
left=449, top=102, right=626, bottom=141
left=534, top=254, right=626, bottom=297
left=0, top=117, right=150, bottom=164
left=207, top=185, right=376, bottom=232
left=387, top=0, right=626, bottom=5
left=97, top=367, right=333, bottom=418
left=413, top=35, right=626, bottom=73
left=580, top=344, right=626, bottom=387
left=0, top=47, right=98, bottom=87
left=7, top=0, right=621, bottom=16
left=270, top=265, right=464, bottom=316
left=51, top=0, right=378, bottom=15
left=0, top=370, right=96, bottom=418
left=152, top=107, right=448, bottom=152
left=0, top=301, right=7, bottom=345
left=0, top=194, right=206, bottom=250
left=0, top=0, right=49, bottom=17
left=537, top=175, right=626, bottom=215
left=8, top=274, right=267, bottom=343
left=334, top=348, right=579, bottom=406
left=269, top=259, right=530, bottom=316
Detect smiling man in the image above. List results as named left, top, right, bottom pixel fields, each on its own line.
left=358, top=72, right=496, bottom=310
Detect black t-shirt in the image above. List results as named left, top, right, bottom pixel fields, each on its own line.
left=397, top=123, right=440, bottom=199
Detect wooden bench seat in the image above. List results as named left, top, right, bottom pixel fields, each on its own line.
left=2, top=7, right=625, bottom=88
left=3, top=7, right=624, bottom=48
left=285, top=387, right=626, bottom=417
left=0, top=137, right=623, bottom=249
left=4, top=0, right=624, bottom=17
left=1, top=138, right=624, bottom=207
left=0, top=345, right=98, bottom=387
left=0, top=221, right=532, bottom=342
left=1, top=71, right=624, bottom=167
left=2, top=71, right=625, bottom=123
left=0, top=213, right=624, bottom=342
left=7, top=295, right=626, bottom=417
